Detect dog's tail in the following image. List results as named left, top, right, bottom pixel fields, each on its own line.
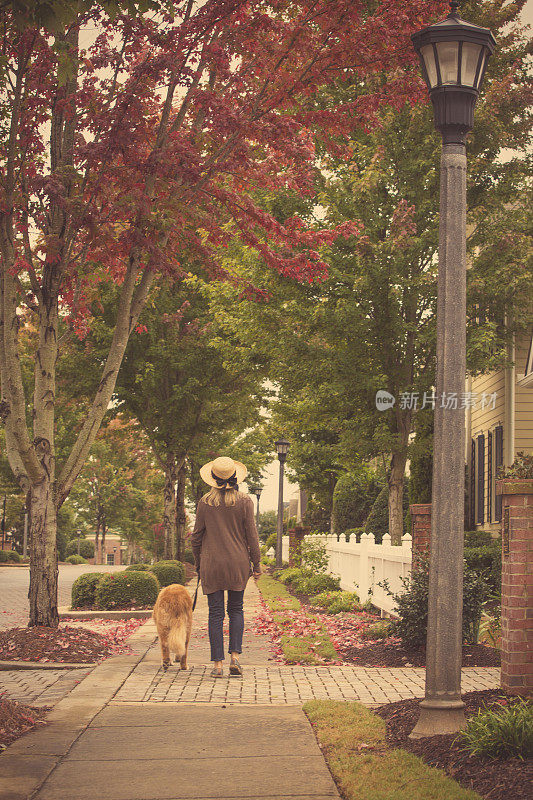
left=167, top=616, right=188, bottom=658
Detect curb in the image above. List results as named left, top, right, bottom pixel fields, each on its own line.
left=0, top=660, right=96, bottom=671
left=59, top=607, right=153, bottom=620
left=0, top=620, right=157, bottom=800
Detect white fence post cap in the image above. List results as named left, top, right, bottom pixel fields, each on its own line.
left=382, top=533, right=391, bottom=546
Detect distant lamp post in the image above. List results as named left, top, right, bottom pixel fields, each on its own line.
left=76, top=529, right=82, bottom=556
left=410, top=1, right=495, bottom=738
left=249, top=483, right=263, bottom=529
left=275, top=438, right=290, bottom=568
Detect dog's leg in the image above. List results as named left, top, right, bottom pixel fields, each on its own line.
left=160, top=631, right=171, bottom=671
left=180, top=618, right=192, bottom=670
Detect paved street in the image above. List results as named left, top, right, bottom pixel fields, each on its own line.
left=0, top=564, right=123, bottom=630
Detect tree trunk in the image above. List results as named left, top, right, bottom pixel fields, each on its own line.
left=175, top=462, right=187, bottom=560
left=388, top=410, right=412, bottom=546
left=28, top=477, right=58, bottom=627
left=101, top=519, right=107, bottom=564
left=163, top=457, right=178, bottom=560
left=94, top=518, right=101, bottom=565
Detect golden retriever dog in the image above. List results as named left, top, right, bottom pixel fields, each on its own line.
left=152, top=584, right=193, bottom=671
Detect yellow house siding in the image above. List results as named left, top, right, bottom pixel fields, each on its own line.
left=514, top=333, right=533, bottom=455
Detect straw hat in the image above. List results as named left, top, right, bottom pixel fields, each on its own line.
left=200, top=456, right=248, bottom=489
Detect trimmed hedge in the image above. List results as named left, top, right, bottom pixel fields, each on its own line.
left=464, top=541, right=501, bottom=595
left=71, top=572, right=108, bottom=609
left=150, top=560, right=185, bottom=587
left=182, top=549, right=195, bottom=565
left=65, top=554, right=88, bottom=564
left=66, top=539, right=95, bottom=560
left=8, top=550, right=21, bottom=562
left=95, top=570, right=159, bottom=609
left=125, top=564, right=151, bottom=571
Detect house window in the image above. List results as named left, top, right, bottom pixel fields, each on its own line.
left=494, top=424, right=503, bottom=522
left=469, top=438, right=476, bottom=529
left=106, top=553, right=115, bottom=565
left=477, top=434, right=485, bottom=525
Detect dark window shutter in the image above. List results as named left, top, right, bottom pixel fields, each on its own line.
left=470, top=438, right=476, bottom=529
left=495, top=425, right=503, bottom=521
left=477, top=434, right=485, bottom=525
left=487, top=431, right=492, bottom=523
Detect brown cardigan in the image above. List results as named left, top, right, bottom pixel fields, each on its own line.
left=191, top=493, right=261, bottom=595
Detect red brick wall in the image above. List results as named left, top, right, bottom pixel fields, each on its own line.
left=288, top=526, right=308, bottom=567
left=497, top=480, right=533, bottom=697
left=409, top=504, right=431, bottom=567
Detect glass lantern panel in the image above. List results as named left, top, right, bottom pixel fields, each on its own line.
left=461, top=43, right=482, bottom=86
left=436, top=41, right=459, bottom=84
left=475, top=50, right=487, bottom=89
left=420, top=44, right=438, bottom=88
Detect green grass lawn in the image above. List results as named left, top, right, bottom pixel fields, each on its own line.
left=256, top=574, right=338, bottom=664
left=304, top=700, right=483, bottom=800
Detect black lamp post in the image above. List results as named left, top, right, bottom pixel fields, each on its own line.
left=410, top=2, right=495, bottom=738
left=275, top=438, right=290, bottom=568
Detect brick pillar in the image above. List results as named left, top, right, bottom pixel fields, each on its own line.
left=409, top=503, right=431, bottom=567
left=496, top=479, right=533, bottom=697
left=288, top=526, right=308, bottom=567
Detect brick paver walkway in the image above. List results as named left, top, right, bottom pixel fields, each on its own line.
left=0, top=668, right=92, bottom=705
left=113, top=579, right=500, bottom=706
left=114, top=660, right=500, bottom=705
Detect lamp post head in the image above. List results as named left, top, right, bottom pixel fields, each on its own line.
left=275, top=437, right=290, bottom=463
left=411, top=1, right=495, bottom=144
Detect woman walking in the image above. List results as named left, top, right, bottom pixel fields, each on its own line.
left=191, top=456, right=262, bottom=677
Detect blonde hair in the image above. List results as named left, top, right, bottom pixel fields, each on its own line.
left=203, top=487, right=242, bottom=507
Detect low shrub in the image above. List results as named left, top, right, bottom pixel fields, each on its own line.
left=292, top=572, right=340, bottom=595
left=7, top=550, right=21, bottom=562
left=149, top=560, right=185, bottom=587
left=95, top=570, right=159, bottom=609
left=464, top=541, right=501, bottom=596
left=0, top=550, right=12, bottom=562
left=275, top=567, right=304, bottom=585
left=65, top=539, right=95, bottom=560
left=71, top=572, right=107, bottom=609
left=312, top=590, right=362, bottom=614
left=380, top=557, right=489, bottom=649
left=65, top=554, right=88, bottom=564
left=459, top=698, right=533, bottom=759
left=360, top=621, right=394, bottom=640
left=266, top=532, right=277, bottom=550
left=182, top=549, right=195, bottom=565
left=125, top=564, right=151, bottom=571
left=342, top=527, right=364, bottom=543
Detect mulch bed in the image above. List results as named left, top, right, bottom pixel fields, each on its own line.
left=0, top=621, right=141, bottom=664
left=0, top=696, right=48, bottom=751
left=374, top=690, right=533, bottom=800
left=288, top=584, right=500, bottom=668
left=339, top=640, right=501, bottom=668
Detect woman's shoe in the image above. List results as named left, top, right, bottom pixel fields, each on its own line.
left=229, top=660, right=243, bottom=677
left=210, top=667, right=224, bottom=678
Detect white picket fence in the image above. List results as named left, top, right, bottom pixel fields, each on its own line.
left=281, top=532, right=412, bottom=617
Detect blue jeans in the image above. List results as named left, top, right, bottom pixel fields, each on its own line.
left=207, top=589, right=244, bottom=662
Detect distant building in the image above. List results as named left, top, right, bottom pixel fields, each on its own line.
left=84, top=531, right=126, bottom=566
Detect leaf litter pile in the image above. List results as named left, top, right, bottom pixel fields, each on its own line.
left=375, top=690, right=533, bottom=800
left=0, top=619, right=144, bottom=664
left=0, top=695, right=49, bottom=751
left=253, top=586, right=500, bottom=667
